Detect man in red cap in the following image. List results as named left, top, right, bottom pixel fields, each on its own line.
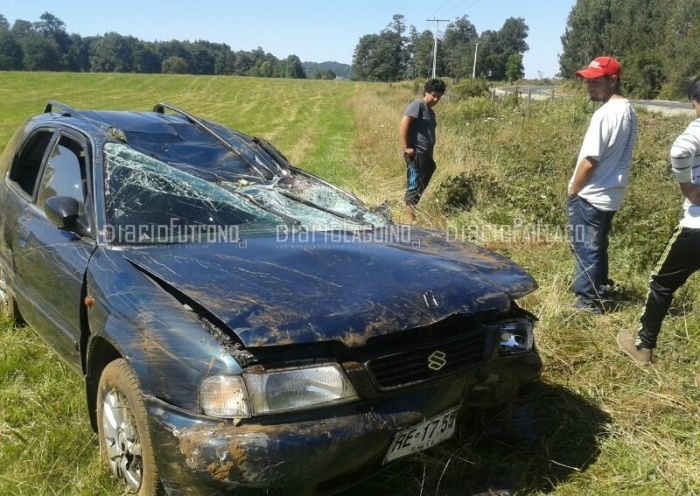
left=567, top=56, right=638, bottom=314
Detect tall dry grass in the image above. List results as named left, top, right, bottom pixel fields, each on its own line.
left=345, top=82, right=700, bottom=496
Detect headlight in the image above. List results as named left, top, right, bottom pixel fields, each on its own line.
left=200, top=364, right=358, bottom=418
left=245, top=363, right=358, bottom=415
left=498, top=318, right=534, bottom=355
left=200, top=375, right=250, bottom=418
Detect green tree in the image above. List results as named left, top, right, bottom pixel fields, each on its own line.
left=233, top=51, right=254, bottom=75
left=90, top=33, right=137, bottom=72
left=660, top=0, right=700, bottom=98
left=351, top=15, right=406, bottom=82
left=255, top=60, right=274, bottom=77
left=406, top=26, right=434, bottom=80
left=457, top=17, right=528, bottom=81
left=352, top=33, right=380, bottom=80
left=559, top=0, right=613, bottom=78
left=442, top=16, right=478, bottom=79
left=20, top=31, right=61, bottom=71
left=63, top=33, right=89, bottom=71
left=558, top=0, right=692, bottom=97
left=162, top=56, right=189, bottom=74
left=388, top=14, right=409, bottom=79
left=214, top=49, right=236, bottom=75
left=0, top=17, right=22, bottom=70
left=283, top=54, right=306, bottom=78
left=133, top=42, right=161, bottom=73
left=505, top=53, right=524, bottom=82
left=352, top=32, right=402, bottom=81
left=10, top=18, right=60, bottom=71
left=35, top=12, right=75, bottom=71
left=476, top=30, right=501, bottom=80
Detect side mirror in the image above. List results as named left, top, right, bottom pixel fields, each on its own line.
left=45, top=196, right=80, bottom=230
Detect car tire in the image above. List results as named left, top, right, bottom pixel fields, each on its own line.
left=97, top=358, right=164, bottom=495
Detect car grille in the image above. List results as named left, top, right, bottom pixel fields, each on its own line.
left=365, top=328, right=491, bottom=390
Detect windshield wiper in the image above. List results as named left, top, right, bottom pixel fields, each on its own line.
left=275, top=190, right=375, bottom=228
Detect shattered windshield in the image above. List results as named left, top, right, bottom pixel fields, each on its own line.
left=103, top=143, right=388, bottom=245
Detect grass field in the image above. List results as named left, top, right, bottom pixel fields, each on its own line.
left=0, top=72, right=699, bottom=496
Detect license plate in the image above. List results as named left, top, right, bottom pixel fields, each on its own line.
left=383, top=406, right=459, bottom=464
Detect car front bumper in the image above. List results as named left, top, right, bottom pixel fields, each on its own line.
left=145, top=352, right=541, bottom=495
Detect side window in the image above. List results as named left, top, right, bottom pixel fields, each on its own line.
left=8, top=130, right=54, bottom=196
left=36, top=135, right=87, bottom=214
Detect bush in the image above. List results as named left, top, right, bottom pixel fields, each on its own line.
left=450, top=78, right=492, bottom=100
left=441, top=96, right=500, bottom=125
left=433, top=172, right=481, bottom=212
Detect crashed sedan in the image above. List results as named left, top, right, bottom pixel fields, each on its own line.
left=0, top=101, right=541, bottom=496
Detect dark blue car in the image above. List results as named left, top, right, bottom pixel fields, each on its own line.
left=0, top=102, right=541, bottom=496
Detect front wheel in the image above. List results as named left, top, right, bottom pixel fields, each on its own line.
left=97, top=359, right=164, bottom=495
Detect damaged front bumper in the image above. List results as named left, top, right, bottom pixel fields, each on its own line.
left=145, top=352, right=541, bottom=496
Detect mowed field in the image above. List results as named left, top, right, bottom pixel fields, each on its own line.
left=1, top=72, right=699, bottom=496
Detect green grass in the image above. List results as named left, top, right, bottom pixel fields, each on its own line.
left=1, top=72, right=699, bottom=496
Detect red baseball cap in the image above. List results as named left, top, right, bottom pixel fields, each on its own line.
left=575, top=56, right=621, bottom=79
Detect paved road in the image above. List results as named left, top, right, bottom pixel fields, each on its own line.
left=498, top=86, right=695, bottom=117
left=633, top=98, right=694, bottom=117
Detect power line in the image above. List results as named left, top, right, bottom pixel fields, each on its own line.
left=438, top=0, right=483, bottom=19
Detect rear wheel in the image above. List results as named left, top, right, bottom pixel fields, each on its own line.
left=97, top=359, right=164, bottom=495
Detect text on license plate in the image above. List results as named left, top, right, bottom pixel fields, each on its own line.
left=383, top=406, right=459, bottom=464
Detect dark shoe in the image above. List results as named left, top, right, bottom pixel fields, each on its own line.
left=617, top=330, right=652, bottom=365
left=573, top=297, right=603, bottom=315
left=598, top=278, right=619, bottom=299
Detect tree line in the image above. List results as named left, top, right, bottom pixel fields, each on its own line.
left=4, top=2, right=699, bottom=98
left=0, top=12, right=309, bottom=78
left=351, top=14, right=529, bottom=82
left=559, top=0, right=700, bottom=99
left=0, top=11, right=527, bottom=83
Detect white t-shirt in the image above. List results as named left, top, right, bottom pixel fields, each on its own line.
left=670, top=118, right=700, bottom=228
left=569, top=98, right=638, bottom=211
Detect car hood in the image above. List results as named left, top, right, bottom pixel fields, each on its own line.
left=123, top=227, right=537, bottom=347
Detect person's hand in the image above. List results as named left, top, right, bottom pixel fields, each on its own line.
left=403, top=147, right=415, bottom=158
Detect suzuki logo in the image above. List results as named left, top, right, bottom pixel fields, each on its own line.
left=427, top=350, right=447, bottom=371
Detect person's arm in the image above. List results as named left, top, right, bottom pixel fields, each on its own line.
left=671, top=120, right=700, bottom=203
left=399, top=115, right=415, bottom=157
left=679, top=181, right=700, bottom=204
left=568, top=156, right=598, bottom=196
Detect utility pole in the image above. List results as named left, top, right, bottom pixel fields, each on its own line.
left=472, top=42, right=479, bottom=78
left=426, top=18, right=449, bottom=79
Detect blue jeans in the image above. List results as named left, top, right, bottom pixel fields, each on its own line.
left=567, top=195, right=615, bottom=305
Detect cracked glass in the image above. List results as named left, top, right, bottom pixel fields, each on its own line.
left=103, top=142, right=388, bottom=245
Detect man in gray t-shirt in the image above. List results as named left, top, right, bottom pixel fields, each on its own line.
left=399, top=78, right=446, bottom=223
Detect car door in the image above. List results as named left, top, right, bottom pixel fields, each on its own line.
left=11, top=128, right=96, bottom=369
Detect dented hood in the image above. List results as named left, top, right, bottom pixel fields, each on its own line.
left=123, top=227, right=537, bottom=347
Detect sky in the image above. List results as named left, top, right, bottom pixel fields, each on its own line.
left=1, top=0, right=577, bottom=79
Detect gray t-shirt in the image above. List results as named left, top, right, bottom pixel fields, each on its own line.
left=404, top=99, right=437, bottom=155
